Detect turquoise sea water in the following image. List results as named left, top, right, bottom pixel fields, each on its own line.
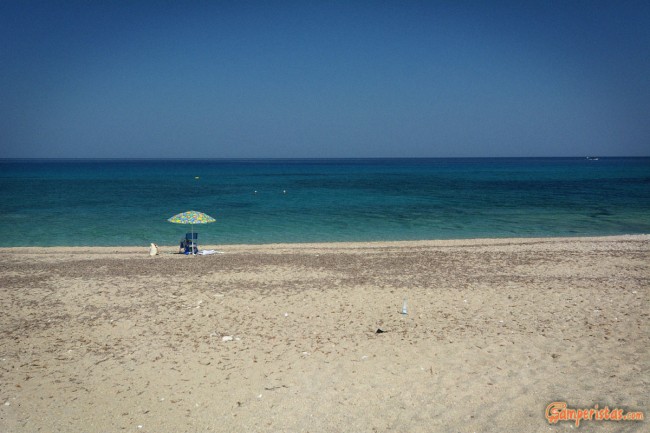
left=0, top=158, right=649, bottom=246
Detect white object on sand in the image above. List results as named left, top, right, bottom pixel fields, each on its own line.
left=198, top=250, right=224, bottom=255
left=222, top=335, right=234, bottom=342
left=149, top=243, right=159, bottom=256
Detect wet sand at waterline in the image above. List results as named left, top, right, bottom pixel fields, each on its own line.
left=1, top=236, right=648, bottom=432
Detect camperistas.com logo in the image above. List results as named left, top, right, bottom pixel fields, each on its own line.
left=545, top=401, right=644, bottom=427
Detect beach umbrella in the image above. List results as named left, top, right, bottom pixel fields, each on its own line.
left=168, top=210, right=216, bottom=255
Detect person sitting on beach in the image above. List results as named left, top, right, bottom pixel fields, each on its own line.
left=179, top=239, right=187, bottom=254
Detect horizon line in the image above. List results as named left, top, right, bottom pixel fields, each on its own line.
left=2, top=155, right=649, bottom=161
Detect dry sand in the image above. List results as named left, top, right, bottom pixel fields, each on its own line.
left=1, top=236, right=648, bottom=432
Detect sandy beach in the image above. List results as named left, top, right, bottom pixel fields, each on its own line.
left=1, top=236, right=648, bottom=432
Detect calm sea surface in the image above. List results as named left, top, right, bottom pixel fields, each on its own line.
left=0, top=158, right=649, bottom=246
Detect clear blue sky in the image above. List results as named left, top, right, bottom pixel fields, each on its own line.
left=1, top=0, right=648, bottom=158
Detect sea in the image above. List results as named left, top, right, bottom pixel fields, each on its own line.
left=0, top=158, right=649, bottom=247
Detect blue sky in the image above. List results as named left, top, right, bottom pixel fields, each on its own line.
left=1, top=1, right=648, bottom=158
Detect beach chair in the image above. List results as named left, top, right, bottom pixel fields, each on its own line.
left=185, top=232, right=199, bottom=254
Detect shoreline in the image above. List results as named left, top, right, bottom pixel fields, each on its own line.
left=2, top=233, right=649, bottom=254
left=1, top=234, right=648, bottom=432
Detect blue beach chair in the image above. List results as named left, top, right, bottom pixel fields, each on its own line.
left=182, top=232, right=199, bottom=255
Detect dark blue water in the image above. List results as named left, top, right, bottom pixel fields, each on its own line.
left=0, top=158, right=649, bottom=246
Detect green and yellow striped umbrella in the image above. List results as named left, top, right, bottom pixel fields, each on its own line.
left=168, top=210, right=216, bottom=225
